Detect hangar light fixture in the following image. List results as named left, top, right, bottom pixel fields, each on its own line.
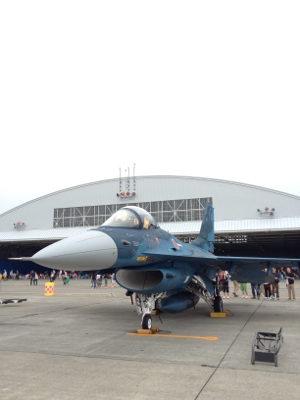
left=13, top=222, right=26, bottom=229
left=257, top=208, right=275, bottom=216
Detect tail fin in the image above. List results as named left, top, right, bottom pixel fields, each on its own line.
left=190, top=203, right=214, bottom=253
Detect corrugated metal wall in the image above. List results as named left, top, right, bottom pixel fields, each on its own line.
left=1, top=175, right=300, bottom=232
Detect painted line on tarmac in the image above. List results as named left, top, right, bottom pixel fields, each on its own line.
left=127, top=333, right=218, bottom=340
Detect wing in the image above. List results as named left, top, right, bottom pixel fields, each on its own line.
left=143, top=249, right=300, bottom=268
left=216, top=256, right=300, bottom=269
left=142, top=250, right=300, bottom=282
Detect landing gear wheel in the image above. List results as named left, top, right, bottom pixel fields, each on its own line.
left=142, top=314, right=152, bottom=330
left=214, top=295, right=223, bottom=313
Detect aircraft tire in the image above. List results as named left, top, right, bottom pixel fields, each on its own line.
left=142, top=314, right=152, bottom=330
left=214, top=296, right=223, bottom=313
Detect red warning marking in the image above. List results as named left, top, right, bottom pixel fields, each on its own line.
left=155, top=238, right=159, bottom=244
left=172, top=239, right=179, bottom=249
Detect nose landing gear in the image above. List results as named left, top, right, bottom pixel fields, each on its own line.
left=135, top=293, right=166, bottom=330
left=142, top=314, right=152, bottom=330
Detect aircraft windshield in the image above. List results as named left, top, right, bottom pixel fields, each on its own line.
left=103, top=209, right=140, bottom=228
left=126, top=206, right=158, bottom=230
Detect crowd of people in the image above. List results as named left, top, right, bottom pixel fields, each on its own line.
left=1, top=269, right=21, bottom=280
left=0, top=269, right=77, bottom=283
left=0, top=269, right=115, bottom=289
left=1, top=268, right=298, bottom=300
left=218, top=267, right=298, bottom=301
left=90, top=273, right=113, bottom=289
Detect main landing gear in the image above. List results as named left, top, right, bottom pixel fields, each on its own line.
left=213, top=295, right=223, bottom=313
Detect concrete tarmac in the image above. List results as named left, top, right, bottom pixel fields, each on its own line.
left=1, top=279, right=300, bottom=400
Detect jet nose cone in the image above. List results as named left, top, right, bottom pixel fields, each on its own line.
left=32, top=230, right=118, bottom=270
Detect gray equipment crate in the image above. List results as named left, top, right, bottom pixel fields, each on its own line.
left=251, top=327, right=283, bottom=367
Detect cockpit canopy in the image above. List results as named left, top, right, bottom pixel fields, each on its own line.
left=102, top=206, right=157, bottom=229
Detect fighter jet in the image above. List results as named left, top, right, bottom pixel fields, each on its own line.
left=26, top=204, right=300, bottom=329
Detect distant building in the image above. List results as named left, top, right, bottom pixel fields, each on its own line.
left=1, top=175, right=300, bottom=272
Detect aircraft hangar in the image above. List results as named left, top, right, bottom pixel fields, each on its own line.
left=1, top=175, right=300, bottom=273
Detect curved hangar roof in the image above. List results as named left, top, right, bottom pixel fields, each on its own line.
left=0, top=175, right=300, bottom=243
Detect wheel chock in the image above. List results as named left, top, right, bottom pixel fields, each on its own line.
left=150, top=310, right=157, bottom=315
left=136, top=327, right=159, bottom=335
left=137, top=329, right=152, bottom=335
left=223, top=310, right=230, bottom=315
left=210, top=312, right=226, bottom=318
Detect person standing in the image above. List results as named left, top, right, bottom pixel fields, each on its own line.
left=221, top=271, right=230, bottom=299
left=286, top=267, right=296, bottom=300
left=63, top=270, right=68, bottom=284
left=260, top=283, right=265, bottom=298
left=96, top=274, right=102, bottom=289
left=232, top=280, right=240, bottom=297
left=240, top=282, right=248, bottom=298
left=30, top=270, right=35, bottom=285
left=3, top=270, right=7, bottom=281
left=279, top=269, right=285, bottom=282
left=251, top=283, right=260, bottom=299
left=111, top=274, right=116, bottom=288
left=272, top=268, right=280, bottom=300
left=263, top=280, right=272, bottom=299
left=91, top=272, right=96, bottom=289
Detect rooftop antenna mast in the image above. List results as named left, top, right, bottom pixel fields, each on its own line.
left=133, top=163, right=136, bottom=193
left=119, top=168, right=122, bottom=193
left=127, top=166, right=130, bottom=193
left=116, top=164, right=136, bottom=198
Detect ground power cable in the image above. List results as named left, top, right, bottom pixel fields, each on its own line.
left=194, top=300, right=264, bottom=400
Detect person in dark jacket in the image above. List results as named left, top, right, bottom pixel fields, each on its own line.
left=221, top=271, right=230, bottom=299
left=272, top=268, right=280, bottom=300
left=286, top=268, right=296, bottom=300
left=91, top=273, right=96, bottom=289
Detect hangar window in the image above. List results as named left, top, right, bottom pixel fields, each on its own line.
left=53, top=197, right=212, bottom=228
left=175, top=199, right=186, bottom=210
left=151, top=202, right=160, bottom=212
left=176, top=210, right=187, bottom=221
left=139, top=202, right=151, bottom=212
left=57, top=208, right=65, bottom=218
left=85, top=206, right=95, bottom=216
left=84, top=216, right=95, bottom=226
left=163, top=201, right=174, bottom=211
left=97, top=205, right=106, bottom=215
left=74, top=207, right=83, bottom=216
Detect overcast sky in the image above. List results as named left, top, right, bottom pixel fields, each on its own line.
left=1, top=1, right=299, bottom=215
